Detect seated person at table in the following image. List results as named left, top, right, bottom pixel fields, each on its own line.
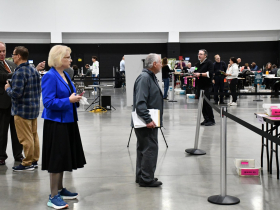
left=271, top=64, right=278, bottom=76
left=263, top=62, right=273, bottom=89
left=185, top=62, right=192, bottom=72
left=84, top=64, right=92, bottom=77
left=250, top=62, right=258, bottom=71
left=84, top=64, right=90, bottom=74
left=244, top=63, right=250, bottom=70
left=264, top=62, right=272, bottom=74
left=174, top=60, right=186, bottom=72
left=72, top=65, right=79, bottom=76
left=269, top=64, right=279, bottom=94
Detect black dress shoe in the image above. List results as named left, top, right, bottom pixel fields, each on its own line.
left=14, top=157, right=24, bottom=162
left=136, top=178, right=158, bottom=183
left=139, top=179, right=162, bottom=187
left=204, top=121, right=215, bottom=126
left=200, top=120, right=208, bottom=125
left=0, top=160, right=5, bottom=165
left=219, top=101, right=226, bottom=104
left=214, top=101, right=218, bottom=104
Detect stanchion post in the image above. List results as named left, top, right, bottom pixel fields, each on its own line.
left=208, top=106, right=240, bottom=205
left=185, top=90, right=206, bottom=155
left=168, top=72, right=177, bottom=102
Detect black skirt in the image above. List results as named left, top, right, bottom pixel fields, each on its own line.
left=42, top=120, right=86, bottom=173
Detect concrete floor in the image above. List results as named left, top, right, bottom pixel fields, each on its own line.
left=1, top=86, right=280, bottom=210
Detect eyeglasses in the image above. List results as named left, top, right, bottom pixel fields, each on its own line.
left=11, top=54, right=18, bottom=57
left=63, top=56, right=71, bottom=60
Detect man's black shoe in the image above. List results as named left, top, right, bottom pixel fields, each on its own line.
left=214, top=101, right=218, bottom=104
left=204, top=121, right=215, bottom=126
left=136, top=178, right=158, bottom=183
left=0, top=160, right=5, bottom=165
left=139, top=179, right=162, bottom=187
left=219, top=101, right=226, bottom=104
left=200, top=120, right=208, bottom=125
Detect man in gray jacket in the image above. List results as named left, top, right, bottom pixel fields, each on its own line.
left=133, top=53, right=163, bottom=187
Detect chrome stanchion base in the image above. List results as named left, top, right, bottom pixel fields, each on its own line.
left=208, top=195, right=240, bottom=205
left=185, top=148, right=206, bottom=155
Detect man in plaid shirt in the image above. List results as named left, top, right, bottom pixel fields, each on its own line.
left=5, top=46, right=41, bottom=171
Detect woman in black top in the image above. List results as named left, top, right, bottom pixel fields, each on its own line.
left=162, top=57, right=173, bottom=99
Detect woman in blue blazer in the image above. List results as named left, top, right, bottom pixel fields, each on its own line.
left=41, top=45, right=86, bottom=209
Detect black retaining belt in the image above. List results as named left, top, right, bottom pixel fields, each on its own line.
left=203, top=96, right=280, bottom=146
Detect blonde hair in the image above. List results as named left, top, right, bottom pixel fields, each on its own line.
left=48, top=45, right=71, bottom=68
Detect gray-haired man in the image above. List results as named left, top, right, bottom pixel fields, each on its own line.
left=133, top=53, right=163, bottom=187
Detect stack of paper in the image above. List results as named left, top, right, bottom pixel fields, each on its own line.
left=132, top=109, right=160, bottom=128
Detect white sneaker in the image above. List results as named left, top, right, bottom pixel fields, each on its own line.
left=91, top=91, right=96, bottom=95
left=230, top=102, right=237, bottom=106
left=228, top=102, right=232, bottom=105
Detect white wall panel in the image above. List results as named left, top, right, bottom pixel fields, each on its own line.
left=180, top=30, right=280, bottom=43
left=62, top=32, right=168, bottom=43
left=0, top=32, right=51, bottom=43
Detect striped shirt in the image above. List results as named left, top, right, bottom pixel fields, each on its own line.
left=6, top=61, right=41, bottom=119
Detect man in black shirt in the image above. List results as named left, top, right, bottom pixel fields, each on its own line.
left=193, top=49, right=215, bottom=126
left=213, top=54, right=227, bottom=104
left=237, top=58, right=241, bottom=69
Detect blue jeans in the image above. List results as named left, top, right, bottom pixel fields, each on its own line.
left=162, top=78, right=169, bottom=98
left=92, top=74, right=99, bottom=91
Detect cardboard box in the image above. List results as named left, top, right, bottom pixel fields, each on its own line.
left=236, top=168, right=260, bottom=177
left=234, top=159, right=260, bottom=177
left=234, top=159, right=255, bottom=168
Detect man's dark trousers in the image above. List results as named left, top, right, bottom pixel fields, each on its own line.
left=135, top=127, right=158, bottom=183
left=0, top=107, right=23, bottom=160
left=197, top=86, right=215, bottom=122
left=214, top=75, right=225, bottom=103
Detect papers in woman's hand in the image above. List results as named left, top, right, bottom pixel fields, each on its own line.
left=132, top=109, right=160, bottom=128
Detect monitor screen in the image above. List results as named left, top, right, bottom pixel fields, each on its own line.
left=28, top=60, right=33, bottom=64
left=185, top=57, right=190, bottom=61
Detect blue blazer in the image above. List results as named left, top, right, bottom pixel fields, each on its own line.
left=41, top=67, right=78, bottom=123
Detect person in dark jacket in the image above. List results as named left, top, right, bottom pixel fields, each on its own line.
left=0, top=42, right=23, bottom=165
left=271, top=64, right=278, bottom=76
left=72, top=65, right=79, bottom=76
left=84, top=64, right=92, bottom=77
left=193, top=49, right=215, bottom=126
left=0, top=41, right=45, bottom=165
left=161, top=57, right=173, bottom=99
left=213, top=54, right=227, bottom=104
left=251, top=62, right=258, bottom=71
left=64, top=67, right=74, bottom=80
left=133, top=53, right=163, bottom=187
